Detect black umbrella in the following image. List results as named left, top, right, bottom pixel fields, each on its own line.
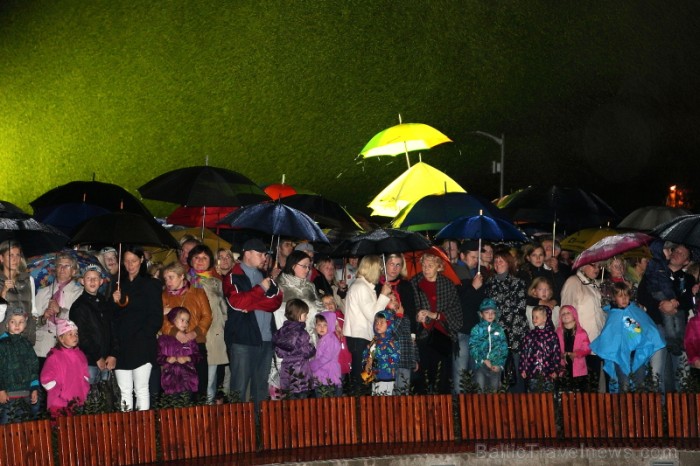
left=0, top=200, right=30, bottom=219
left=138, top=165, right=269, bottom=207
left=651, top=214, right=700, bottom=249
left=499, top=185, right=619, bottom=234
left=71, top=212, right=180, bottom=249
left=0, top=217, right=69, bottom=257
left=279, top=194, right=362, bottom=230
left=332, top=228, right=431, bottom=257
left=31, top=180, right=153, bottom=218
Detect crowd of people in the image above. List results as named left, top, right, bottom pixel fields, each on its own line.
left=1, top=228, right=700, bottom=422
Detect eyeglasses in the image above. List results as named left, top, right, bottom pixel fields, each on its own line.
left=295, top=263, right=311, bottom=270
left=57, top=264, right=73, bottom=269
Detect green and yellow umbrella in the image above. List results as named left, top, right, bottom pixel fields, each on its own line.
left=360, top=116, right=452, bottom=168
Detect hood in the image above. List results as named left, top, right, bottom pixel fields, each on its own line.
left=374, top=310, right=396, bottom=338
left=320, top=311, right=337, bottom=331
left=557, top=305, right=581, bottom=332
left=479, top=297, right=501, bottom=322
left=533, top=305, right=555, bottom=331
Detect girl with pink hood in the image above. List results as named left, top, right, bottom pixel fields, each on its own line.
left=556, top=305, right=591, bottom=391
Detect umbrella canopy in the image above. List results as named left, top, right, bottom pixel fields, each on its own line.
left=138, top=165, right=269, bottom=207
left=0, top=217, right=69, bottom=257
left=280, top=194, right=362, bottom=230
left=166, top=206, right=238, bottom=230
left=27, top=249, right=109, bottom=289
left=392, top=192, right=509, bottom=231
left=33, top=202, right=111, bottom=236
left=559, top=227, right=620, bottom=253
left=219, top=201, right=328, bottom=243
left=31, top=180, right=152, bottom=217
left=651, top=214, right=700, bottom=249
left=147, top=227, right=233, bottom=265
left=368, top=162, right=466, bottom=218
left=499, top=185, right=619, bottom=233
left=332, top=228, right=431, bottom=257
left=0, top=200, right=30, bottom=219
left=572, top=232, right=653, bottom=269
left=263, top=183, right=298, bottom=199
left=360, top=121, right=452, bottom=168
left=436, top=213, right=528, bottom=243
left=618, top=206, right=693, bottom=231
left=71, top=212, right=180, bottom=249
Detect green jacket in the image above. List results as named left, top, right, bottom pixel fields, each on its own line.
left=0, top=333, right=40, bottom=393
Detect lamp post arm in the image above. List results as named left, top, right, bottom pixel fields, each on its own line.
left=469, top=131, right=505, bottom=199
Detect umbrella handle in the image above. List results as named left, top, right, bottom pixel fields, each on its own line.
left=115, top=283, right=130, bottom=308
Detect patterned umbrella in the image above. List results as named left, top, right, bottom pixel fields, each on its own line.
left=572, top=232, right=653, bottom=269
left=27, top=249, right=108, bottom=289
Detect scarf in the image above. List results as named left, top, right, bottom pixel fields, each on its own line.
left=166, top=280, right=190, bottom=296
left=378, top=276, right=402, bottom=313
left=188, top=268, right=214, bottom=289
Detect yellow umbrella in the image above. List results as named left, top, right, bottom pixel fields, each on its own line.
left=559, top=227, right=619, bottom=253
left=147, top=227, right=232, bottom=265
left=360, top=115, right=452, bottom=168
left=367, top=162, right=466, bottom=218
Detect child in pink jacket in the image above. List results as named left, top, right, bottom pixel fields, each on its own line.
left=40, top=319, right=90, bottom=416
left=556, top=305, right=591, bottom=391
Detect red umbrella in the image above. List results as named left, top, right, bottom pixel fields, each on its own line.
left=572, top=232, right=653, bottom=270
left=404, top=246, right=461, bottom=286
left=264, top=183, right=297, bottom=199
left=166, top=206, right=237, bottom=230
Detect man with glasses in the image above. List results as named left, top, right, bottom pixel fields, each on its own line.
left=223, top=238, right=282, bottom=410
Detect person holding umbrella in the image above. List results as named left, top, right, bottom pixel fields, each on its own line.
left=343, top=255, right=392, bottom=395
left=0, top=241, right=38, bottom=345
left=111, top=245, right=163, bottom=411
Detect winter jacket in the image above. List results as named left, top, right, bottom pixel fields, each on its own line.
left=555, top=306, right=591, bottom=378
left=188, top=270, right=228, bottom=366
left=69, top=291, right=118, bottom=366
left=162, top=285, right=212, bottom=344
left=223, top=263, right=283, bottom=347
left=157, top=334, right=201, bottom=395
left=277, top=273, right=322, bottom=336
left=519, top=306, right=561, bottom=379
left=40, top=346, right=90, bottom=414
left=685, top=314, right=700, bottom=367
left=0, top=332, right=40, bottom=394
left=469, top=309, right=508, bottom=370
left=309, top=311, right=342, bottom=386
left=34, top=280, right=83, bottom=358
left=343, top=276, right=390, bottom=342
left=111, top=274, right=163, bottom=370
left=362, top=310, right=400, bottom=382
left=273, top=320, right=316, bottom=393
left=410, top=272, right=463, bottom=344
left=377, top=278, right=419, bottom=370
left=591, top=302, right=666, bottom=391
left=483, top=273, right=528, bottom=352
left=0, top=272, right=37, bottom=345
left=561, top=270, right=605, bottom=342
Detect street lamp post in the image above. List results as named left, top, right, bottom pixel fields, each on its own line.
left=470, top=131, right=505, bottom=199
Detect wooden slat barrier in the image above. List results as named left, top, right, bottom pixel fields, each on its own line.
left=459, top=393, right=556, bottom=441
left=0, top=419, right=53, bottom=466
left=159, top=402, right=256, bottom=461
left=259, top=397, right=358, bottom=450
left=560, top=393, right=664, bottom=440
left=359, top=395, right=454, bottom=444
left=667, top=393, right=699, bottom=439
left=56, top=410, right=156, bottom=466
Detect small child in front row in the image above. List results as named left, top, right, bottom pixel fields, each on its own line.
left=272, top=299, right=316, bottom=399
left=309, top=312, right=342, bottom=396
left=591, top=282, right=665, bottom=393
left=0, top=307, right=40, bottom=424
left=519, top=305, right=561, bottom=392
left=322, top=295, right=353, bottom=382
left=469, top=298, right=508, bottom=393
left=362, top=310, right=400, bottom=395
left=40, top=319, right=90, bottom=417
left=157, top=307, right=201, bottom=396
left=556, top=305, right=591, bottom=391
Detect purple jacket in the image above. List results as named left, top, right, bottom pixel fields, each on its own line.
left=157, top=335, right=201, bottom=395
left=309, top=312, right=342, bottom=386
left=40, top=346, right=90, bottom=414
left=272, top=320, right=316, bottom=393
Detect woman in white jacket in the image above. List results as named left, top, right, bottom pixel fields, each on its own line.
left=343, top=255, right=392, bottom=394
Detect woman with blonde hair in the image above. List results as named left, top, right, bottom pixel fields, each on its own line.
left=343, top=255, right=392, bottom=393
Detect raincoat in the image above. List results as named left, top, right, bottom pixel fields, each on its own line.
left=40, top=346, right=90, bottom=415
left=309, top=311, right=342, bottom=386
left=555, top=305, right=591, bottom=378
left=362, top=310, right=400, bottom=381
left=272, top=320, right=316, bottom=394
left=519, top=306, right=561, bottom=379
left=469, top=306, right=508, bottom=370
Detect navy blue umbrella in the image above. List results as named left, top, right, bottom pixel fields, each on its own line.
left=436, top=213, right=528, bottom=270
left=219, top=201, right=328, bottom=243
left=33, top=202, right=111, bottom=235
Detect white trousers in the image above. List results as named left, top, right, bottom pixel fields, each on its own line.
left=115, top=363, right=152, bottom=411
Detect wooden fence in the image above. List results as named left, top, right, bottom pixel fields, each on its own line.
left=1, top=393, right=699, bottom=465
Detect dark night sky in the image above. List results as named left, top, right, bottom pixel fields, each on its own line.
left=1, top=0, right=699, bottom=220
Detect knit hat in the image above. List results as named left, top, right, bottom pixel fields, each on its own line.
left=100, top=247, right=117, bottom=257
left=6, top=303, right=27, bottom=319
left=479, top=298, right=498, bottom=313
left=56, top=319, right=78, bottom=337
left=83, top=264, right=104, bottom=277
left=294, top=242, right=315, bottom=253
